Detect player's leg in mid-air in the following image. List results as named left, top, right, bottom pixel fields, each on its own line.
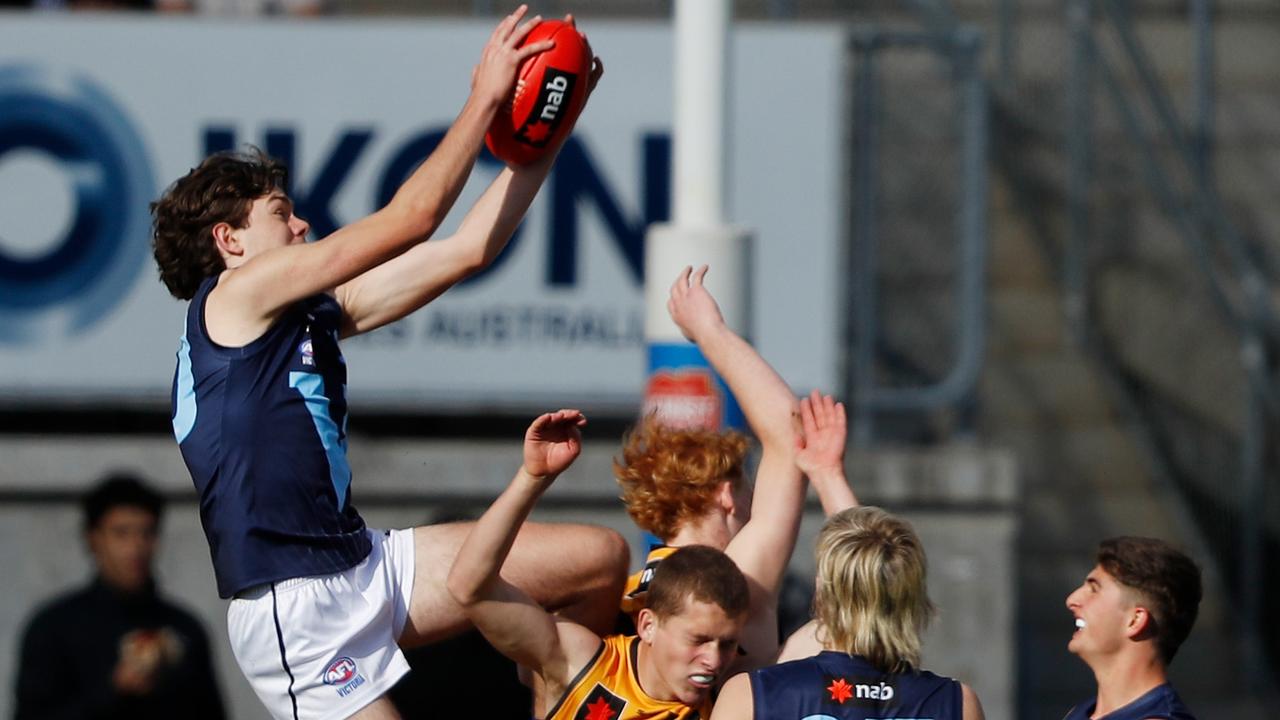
left=399, top=520, right=631, bottom=647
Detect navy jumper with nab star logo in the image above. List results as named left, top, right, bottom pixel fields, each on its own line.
left=748, top=651, right=962, bottom=720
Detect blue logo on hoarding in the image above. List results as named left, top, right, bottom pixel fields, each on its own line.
left=0, top=65, right=154, bottom=343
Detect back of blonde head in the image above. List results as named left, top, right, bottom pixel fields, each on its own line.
left=814, top=506, right=935, bottom=673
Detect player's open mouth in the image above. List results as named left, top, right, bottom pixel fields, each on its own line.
left=1074, top=617, right=1087, bottom=631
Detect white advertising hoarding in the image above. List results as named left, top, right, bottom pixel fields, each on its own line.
left=0, top=15, right=846, bottom=412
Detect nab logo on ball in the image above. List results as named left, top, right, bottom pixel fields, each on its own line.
left=486, top=19, right=592, bottom=166
left=323, top=656, right=366, bottom=697
left=514, top=69, right=577, bottom=149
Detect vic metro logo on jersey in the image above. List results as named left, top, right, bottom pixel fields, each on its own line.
left=299, top=339, right=314, bottom=366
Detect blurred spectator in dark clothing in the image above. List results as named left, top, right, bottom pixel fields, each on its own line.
left=13, top=474, right=226, bottom=720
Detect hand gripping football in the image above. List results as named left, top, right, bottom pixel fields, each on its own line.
left=485, top=19, right=593, bottom=166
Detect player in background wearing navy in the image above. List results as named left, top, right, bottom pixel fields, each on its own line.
left=615, top=265, right=825, bottom=670
left=1063, top=537, right=1202, bottom=720
left=151, top=8, right=626, bottom=719
left=448, top=409, right=749, bottom=720
left=711, top=506, right=986, bottom=720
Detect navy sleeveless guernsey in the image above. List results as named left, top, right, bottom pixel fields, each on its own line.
left=1063, top=683, right=1196, bottom=720
left=172, top=276, right=371, bottom=598
left=749, top=651, right=962, bottom=720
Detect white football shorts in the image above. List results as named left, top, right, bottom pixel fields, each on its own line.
left=227, top=528, right=416, bottom=720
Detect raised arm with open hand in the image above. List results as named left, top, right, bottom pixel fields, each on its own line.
left=667, top=265, right=804, bottom=668
left=334, top=18, right=606, bottom=337
left=203, top=6, right=557, bottom=347
left=795, top=390, right=857, bottom=515
left=445, top=410, right=603, bottom=715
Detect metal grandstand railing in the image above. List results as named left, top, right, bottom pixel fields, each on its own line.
left=1065, top=0, right=1278, bottom=691
left=843, top=26, right=990, bottom=446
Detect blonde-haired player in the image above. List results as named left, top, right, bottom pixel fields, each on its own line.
left=712, top=506, right=985, bottom=720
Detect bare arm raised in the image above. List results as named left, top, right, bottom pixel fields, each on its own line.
left=336, top=53, right=604, bottom=337
left=778, top=391, right=857, bottom=662
left=205, top=5, right=554, bottom=346
left=445, top=410, right=604, bottom=716
left=666, top=264, right=804, bottom=666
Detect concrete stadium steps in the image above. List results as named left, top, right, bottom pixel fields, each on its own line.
left=1095, top=262, right=1245, bottom=434
left=836, top=0, right=1279, bottom=710
left=981, top=354, right=1120, bottom=429
left=987, top=288, right=1068, bottom=356
left=981, top=136, right=1267, bottom=712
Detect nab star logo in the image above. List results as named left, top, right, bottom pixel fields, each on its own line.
left=322, top=657, right=357, bottom=685
left=824, top=675, right=896, bottom=708
left=574, top=684, right=626, bottom=720
left=826, top=677, right=853, bottom=704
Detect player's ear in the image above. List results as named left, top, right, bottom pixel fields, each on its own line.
left=212, top=222, right=242, bottom=259
left=717, top=479, right=735, bottom=514
left=637, top=609, right=657, bottom=643
left=1127, top=606, right=1154, bottom=640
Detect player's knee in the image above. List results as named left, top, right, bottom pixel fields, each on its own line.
left=583, top=526, right=630, bottom=588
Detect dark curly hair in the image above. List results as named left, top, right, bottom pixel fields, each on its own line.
left=151, top=148, right=288, bottom=300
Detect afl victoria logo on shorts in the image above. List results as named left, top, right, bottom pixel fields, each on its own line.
left=322, top=656, right=357, bottom=685
left=0, top=64, right=154, bottom=343
left=322, top=656, right=367, bottom=697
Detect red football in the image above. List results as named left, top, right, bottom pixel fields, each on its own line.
left=485, top=20, right=593, bottom=166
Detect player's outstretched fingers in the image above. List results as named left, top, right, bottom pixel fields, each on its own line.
left=562, top=408, right=587, bottom=427
left=692, top=264, right=710, bottom=287
left=815, top=390, right=833, bottom=426
left=588, top=57, right=604, bottom=92
left=491, top=4, right=527, bottom=45
left=800, top=394, right=819, bottom=437
left=671, top=265, right=692, bottom=298
left=510, top=13, right=542, bottom=45
left=827, top=395, right=844, bottom=428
